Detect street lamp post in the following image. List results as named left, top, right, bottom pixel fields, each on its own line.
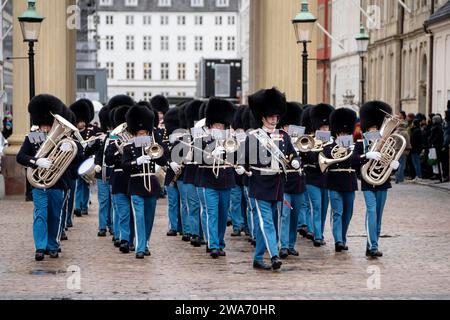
left=18, top=0, right=44, bottom=202
left=18, top=0, right=44, bottom=100
left=292, top=0, right=317, bottom=105
left=356, top=24, right=369, bottom=106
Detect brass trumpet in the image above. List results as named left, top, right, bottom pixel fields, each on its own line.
left=318, top=145, right=354, bottom=173
left=294, top=135, right=325, bottom=153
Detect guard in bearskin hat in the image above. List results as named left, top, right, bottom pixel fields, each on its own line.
left=70, top=98, right=99, bottom=217
left=93, top=105, right=116, bottom=240
left=17, top=94, right=78, bottom=261
left=301, top=103, right=334, bottom=248
left=277, top=101, right=306, bottom=259
left=180, top=100, right=205, bottom=247
left=323, top=107, right=358, bottom=253
left=198, top=97, right=236, bottom=259
left=355, top=101, right=399, bottom=259
left=236, top=88, right=301, bottom=271
left=121, top=105, right=169, bottom=259
left=163, top=106, right=184, bottom=237
left=105, top=100, right=135, bottom=253
left=151, top=95, right=171, bottom=145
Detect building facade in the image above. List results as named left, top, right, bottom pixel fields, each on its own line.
left=1, top=0, right=13, bottom=122
left=95, top=0, right=239, bottom=101
left=362, top=0, right=447, bottom=115
left=426, top=1, right=450, bottom=116
left=237, top=0, right=250, bottom=102
left=330, top=0, right=363, bottom=110
left=316, top=0, right=331, bottom=104
left=249, top=0, right=318, bottom=103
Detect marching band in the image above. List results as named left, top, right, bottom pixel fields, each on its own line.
left=16, top=89, right=406, bottom=270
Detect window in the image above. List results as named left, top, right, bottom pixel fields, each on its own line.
left=191, top=0, right=204, bottom=7
left=161, top=92, right=170, bottom=97
left=143, top=36, right=151, bottom=51
left=215, top=16, right=223, bottom=25
left=100, top=0, right=113, bottom=6
left=177, top=63, right=186, bottom=80
left=194, top=16, right=203, bottom=25
left=177, top=36, right=186, bottom=51
left=227, top=16, right=235, bottom=25
left=143, top=92, right=152, bottom=101
left=125, top=0, right=138, bottom=6
left=126, top=62, right=135, bottom=80
left=216, top=0, right=229, bottom=7
left=77, top=75, right=96, bottom=91
left=195, top=63, right=200, bottom=80
left=106, top=62, right=114, bottom=79
left=106, top=35, right=114, bottom=50
left=158, top=0, right=171, bottom=7
left=125, top=15, right=134, bottom=25
left=161, top=63, right=169, bottom=80
left=126, top=91, right=135, bottom=99
left=143, top=63, right=152, bottom=80
left=177, top=92, right=187, bottom=97
left=106, top=15, right=113, bottom=25
left=143, top=16, right=151, bottom=25
left=161, top=36, right=169, bottom=51
left=215, top=36, right=223, bottom=51
left=194, top=36, right=203, bottom=51
left=126, top=35, right=134, bottom=50
left=227, top=36, right=235, bottom=51
left=177, top=16, right=186, bottom=25
left=161, top=15, right=169, bottom=25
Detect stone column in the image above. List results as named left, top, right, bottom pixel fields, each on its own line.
left=2, top=0, right=76, bottom=196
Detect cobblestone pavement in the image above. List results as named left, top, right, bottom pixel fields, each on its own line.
left=0, top=183, right=449, bottom=300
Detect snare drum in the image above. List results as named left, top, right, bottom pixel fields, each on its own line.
left=78, top=157, right=97, bottom=185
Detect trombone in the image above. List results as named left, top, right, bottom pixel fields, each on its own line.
left=142, top=132, right=164, bottom=193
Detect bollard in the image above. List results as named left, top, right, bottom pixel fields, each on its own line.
left=0, top=174, right=5, bottom=199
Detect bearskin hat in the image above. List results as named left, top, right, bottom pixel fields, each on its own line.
left=108, top=95, right=135, bottom=111
left=184, top=100, right=203, bottom=129
left=137, top=101, right=159, bottom=128
left=98, top=106, right=112, bottom=132
left=70, top=99, right=94, bottom=124
left=330, top=108, right=357, bottom=136
left=113, top=105, right=132, bottom=128
left=310, top=103, right=335, bottom=132
left=241, top=106, right=256, bottom=131
left=300, top=105, right=314, bottom=134
left=199, top=101, right=207, bottom=120
left=278, top=102, right=303, bottom=129
left=232, top=106, right=246, bottom=130
left=150, top=95, right=170, bottom=115
left=126, top=105, right=155, bottom=135
left=178, top=104, right=188, bottom=129
left=205, top=98, right=235, bottom=128
left=28, top=94, right=65, bottom=127
left=360, top=101, right=392, bottom=132
left=164, top=107, right=181, bottom=136
left=248, top=88, right=287, bottom=127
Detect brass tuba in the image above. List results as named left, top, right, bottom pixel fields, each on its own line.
left=318, top=145, right=354, bottom=173
left=294, top=135, right=325, bottom=153
left=361, top=115, right=407, bottom=186
left=27, top=114, right=79, bottom=189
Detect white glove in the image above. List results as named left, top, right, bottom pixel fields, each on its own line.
left=291, top=160, right=300, bottom=170
left=235, top=166, right=246, bottom=176
left=212, top=146, right=226, bottom=158
left=137, top=155, right=151, bottom=165
left=60, top=142, right=73, bottom=153
left=95, top=165, right=102, bottom=173
left=390, top=160, right=400, bottom=170
left=170, top=162, right=182, bottom=174
left=366, top=151, right=382, bottom=161
left=36, top=158, right=52, bottom=169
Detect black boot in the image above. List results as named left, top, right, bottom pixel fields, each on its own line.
left=230, top=229, right=242, bottom=237
left=335, top=243, right=345, bottom=252
left=181, top=234, right=191, bottom=242
left=60, top=232, right=68, bottom=241
left=166, top=230, right=178, bottom=237
left=114, top=239, right=121, bottom=248
left=136, top=252, right=145, bottom=259
left=120, top=241, right=130, bottom=254
left=288, top=248, right=299, bottom=256
left=271, top=256, right=282, bottom=270
left=98, top=229, right=107, bottom=237
left=279, top=248, right=289, bottom=259
left=253, top=260, right=271, bottom=270
left=74, top=210, right=82, bottom=217
left=210, top=249, right=219, bottom=259
left=35, top=250, right=45, bottom=262
left=191, top=236, right=202, bottom=247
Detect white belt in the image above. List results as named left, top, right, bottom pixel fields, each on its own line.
left=303, top=164, right=317, bottom=169
left=199, top=165, right=232, bottom=169
left=286, top=169, right=304, bottom=174
left=114, top=169, right=123, bottom=172
left=131, top=173, right=156, bottom=178
left=250, top=166, right=282, bottom=174
left=329, top=169, right=355, bottom=173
